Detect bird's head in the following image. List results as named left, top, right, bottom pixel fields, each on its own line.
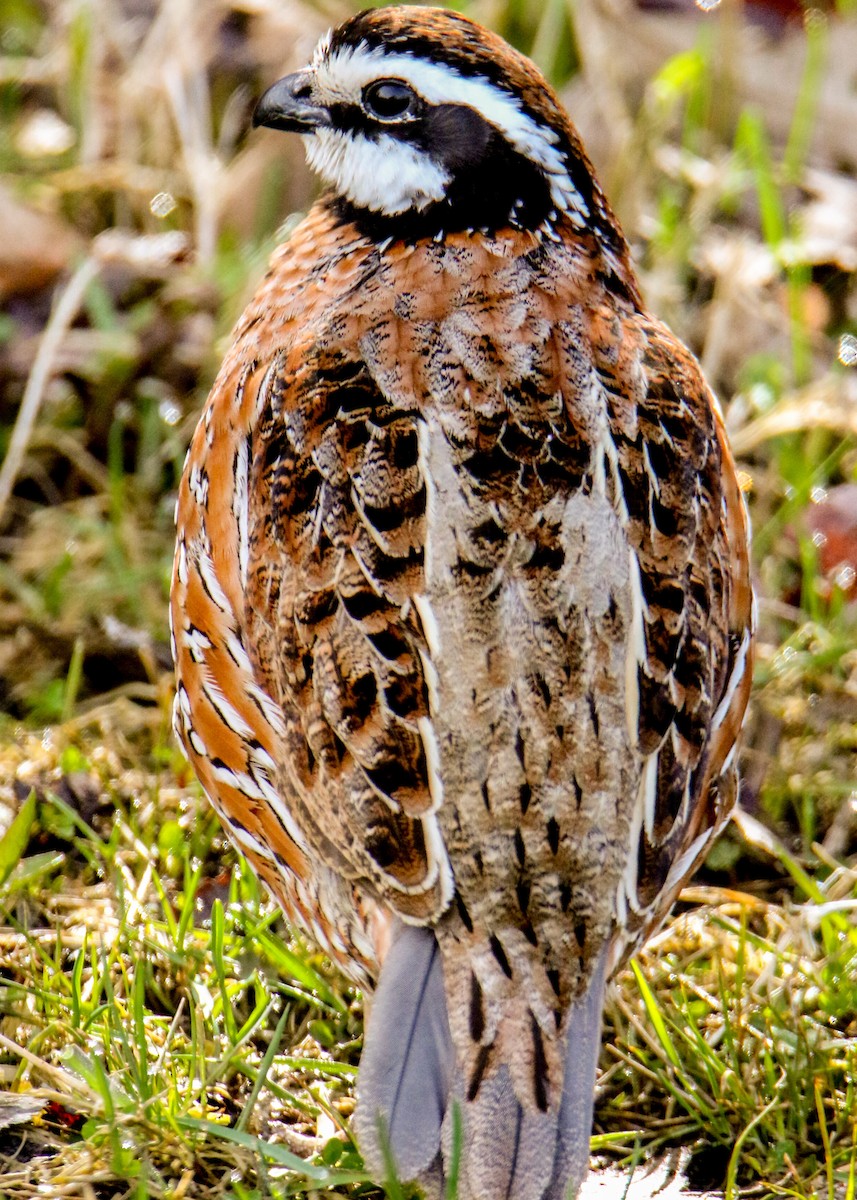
left=253, top=6, right=623, bottom=244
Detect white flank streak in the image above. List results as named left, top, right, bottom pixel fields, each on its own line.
left=249, top=684, right=288, bottom=740
left=183, top=624, right=212, bottom=662
left=624, top=548, right=646, bottom=744
left=176, top=540, right=188, bottom=585
left=247, top=764, right=277, bottom=803
left=585, top=371, right=629, bottom=526
left=615, top=879, right=628, bottom=929
left=189, top=464, right=209, bottom=507
left=622, top=800, right=643, bottom=916
left=224, top=627, right=254, bottom=674
left=720, top=740, right=738, bottom=775
left=641, top=442, right=661, bottom=499
left=412, top=592, right=442, bottom=662
left=202, top=681, right=254, bottom=740
left=188, top=728, right=207, bottom=757
left=209, top=760, right=256, bottom=793
left=604, top=439, right=628, bottom=525
left=254, top=360, right=277, bottom=420
left=252, top=773, right=309, bottom=851
left=214, top=765, right=305, bottom=860
left=232, top=435, right=250, bottom=587
left=417, top=646, right=441, bottom=714
left=249, top=743, right=277, bottom=774
left=313, top=44, right=588, bottom=217
left=664, top=829, right=711, bottom=896
left=424, top=815, right=454, bottom=907
left=310, top=917, right=330, bottom=950
left=417, top=716, right=445, bottom=813
left=197, top=548, right=232, bottom=614
left=171, top=695, right=187, bottom=753
left=709, top=387, right=726, bottom=422
left=351, top=488, right=395, bottom=553
left=640, top=751, right=659, bottom=838
left=589, top=372, right=628, bottom=521
left=711, top=629, right=750, bottom=732
left=593, top=438, right=607, bottom=498
left=177, top=684, right=192, bottom=719
left=305, top=128, right=449, bottom=215
left=227, top=819, right=276, bottom=863
left=414, top=419, right=445, bottom=671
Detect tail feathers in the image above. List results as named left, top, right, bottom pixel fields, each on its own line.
left=355, top=930, right=608, bottom=1200
left=354, top=922, right=455, bottom=1181
left=445, top=1064, right=557, bottom=1200
left=546, top=947, right=609, bottom=1200
left=445, top=948, right=608, bottom=1200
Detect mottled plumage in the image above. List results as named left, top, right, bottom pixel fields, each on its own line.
left=170, top=9, right=753, bottom=1199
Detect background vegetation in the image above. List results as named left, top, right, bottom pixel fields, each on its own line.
left=1, top=0, right=856, bottom=1197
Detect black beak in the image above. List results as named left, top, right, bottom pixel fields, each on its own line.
left=253, top=71, right=331, bottom=133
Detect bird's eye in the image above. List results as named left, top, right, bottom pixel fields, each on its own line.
left=362, top=80, right=418, bottom=121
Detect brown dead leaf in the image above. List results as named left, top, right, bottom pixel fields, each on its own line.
left=0, top=185, right=82, bottom=300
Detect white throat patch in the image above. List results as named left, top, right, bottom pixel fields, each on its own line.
left=305, top=128, right=450, bottom=215
left=304, top=40, right=588, bottom=222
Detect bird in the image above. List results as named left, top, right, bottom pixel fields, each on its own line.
left=169, top=8, right=754, bottom=1199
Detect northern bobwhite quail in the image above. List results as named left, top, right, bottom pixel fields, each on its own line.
left=170, top=8, right=754, bottom=1199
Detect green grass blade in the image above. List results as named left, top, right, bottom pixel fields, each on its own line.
left=210, top=898, right=239, bottom=1043
left=254, top=928, right=346, bottom=1012
left=724, top=1095, right=782, bottom=1200
left=630, top=959, right=681, bottom=1069
left=235, top=1001, right=288, bottom=1133
left=735, top=108, right=786, bottom=248
left=783, top=11, right=827, bottom=185
left=445, top=1100, right=463, bottom=1200
left=814, top=1077, right=835, bottom=1200
left=0, top=790, right=36, bottom=887
left=178, top=1114, right=365, bottom=1184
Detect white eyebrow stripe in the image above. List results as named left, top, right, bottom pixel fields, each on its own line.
left=316, top=44, right=588, bottom=221
left=312, top=28, right=332, bottom=67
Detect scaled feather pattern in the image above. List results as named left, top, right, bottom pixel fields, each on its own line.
left=170, top=9, right=754, bottom=1199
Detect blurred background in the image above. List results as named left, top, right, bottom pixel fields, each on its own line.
left=1, top=1, right=857, bottom=1198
